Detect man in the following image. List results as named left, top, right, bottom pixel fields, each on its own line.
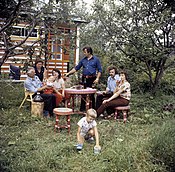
left=24, top=67, right=56, bottom=116
left=65, top=47, right=102, bottom=111
left=96, top=66, right=120, bottom=110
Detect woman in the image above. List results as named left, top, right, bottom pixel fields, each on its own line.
left=97, top=70, right=131, bottom=118
left=34, top=59, right=47, bottom=82
left=52, top=69, right=65, bottom=105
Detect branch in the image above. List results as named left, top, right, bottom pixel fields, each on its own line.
left=0, top=0, right=22, bottom=33
left=9, top=21, right=37, bottom=51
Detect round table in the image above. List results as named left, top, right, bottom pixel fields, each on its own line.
left=65, top=88, right=97, bottom=113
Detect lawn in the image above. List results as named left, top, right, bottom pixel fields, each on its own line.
left=0, top=82, right=175, bottom=172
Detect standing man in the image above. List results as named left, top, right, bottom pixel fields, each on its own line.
left=65, top=47, right=102, bottom=111
left=96, top=66, right=120, bottom=110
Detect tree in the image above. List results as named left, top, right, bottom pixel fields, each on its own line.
left=0, top=0, right=82, bottom=75
left=85, top=0, right=175, bottom=93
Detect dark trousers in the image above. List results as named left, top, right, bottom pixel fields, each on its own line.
left=80, top=76, right=96, bottom=111
left=95, top=92, right=113, bottom=110
left=97, top=96, right=129, bottom=117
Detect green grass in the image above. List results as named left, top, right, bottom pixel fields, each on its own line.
left=0, top=82, right=175, bottom=172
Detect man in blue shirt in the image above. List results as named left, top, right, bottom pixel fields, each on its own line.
left=24, top=67, right=56, bottom=116
left=65, top=47, right=102, bottom=111
left=96, top=66, right=120, bottom=112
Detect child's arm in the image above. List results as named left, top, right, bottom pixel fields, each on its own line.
left=77, top=126, right=83, bottom=144
left=94, top=126, right=100, bottom=148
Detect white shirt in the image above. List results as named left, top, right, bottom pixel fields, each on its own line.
left=77, top=117, right=97, bottom=136
left=53, top=78, right=64, bottom=90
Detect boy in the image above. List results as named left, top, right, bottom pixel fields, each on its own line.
left=76, top=109, right=101, bottom=152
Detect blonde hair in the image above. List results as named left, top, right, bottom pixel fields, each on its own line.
left=87, top=108, right=97, bottom=118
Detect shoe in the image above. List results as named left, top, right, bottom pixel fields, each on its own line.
left=43, top=110, right=49, bottom=117
left=88, top=137, right=94, bottom=143
left=76, top=144, right=83, bottom=151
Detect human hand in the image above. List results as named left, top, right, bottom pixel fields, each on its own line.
left=64, top=73, right=69, bottom=77
left=93, top=78, right=99, bottom=84
left=102, top=99, right=109, bottom=104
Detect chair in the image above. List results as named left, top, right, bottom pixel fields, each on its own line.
left=18, top=88, right=34, bottom=110
left=53, top=107, right=74, bottom=134
left=114, top=105, right=130, bottom=123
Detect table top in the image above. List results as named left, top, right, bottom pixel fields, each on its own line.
left=65, top=88, right=96, bottom=94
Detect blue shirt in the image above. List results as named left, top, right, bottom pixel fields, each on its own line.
left=24, top=75, right=42, bottom=93
left=107, top=74, right=120, bottom=93
left=75, top=56, right=102, bottom=76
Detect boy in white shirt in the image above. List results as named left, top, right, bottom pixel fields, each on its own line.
left=76, top=109, right=101, bottom=151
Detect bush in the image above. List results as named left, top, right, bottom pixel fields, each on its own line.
left=149, top=120, right=175, bottom=172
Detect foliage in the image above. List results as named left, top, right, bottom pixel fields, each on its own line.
left=0, top=83, right=175, bottom=171
left=80, top=0, right=175, bottom=94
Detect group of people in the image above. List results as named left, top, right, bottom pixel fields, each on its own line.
left=24, top=59, right=65, bottom=116
left=24, top=46, right=131, bottom=153
left=64, top=46, right=131, bottom=152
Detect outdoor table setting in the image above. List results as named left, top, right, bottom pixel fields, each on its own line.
left=64, top=85, right=97, bottom=114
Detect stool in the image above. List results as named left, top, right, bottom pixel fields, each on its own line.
left=114, top=105, right=130, bottom=123
left=53, top=108, right=73, bottom=134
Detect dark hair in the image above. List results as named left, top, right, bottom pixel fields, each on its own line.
left=119, top=70, right=128, bottom=80
left=82, top=47, right=93, bottom=55
left=52, top=68, right=61, bottom=79
left=108, top=66, right=118, bottom=74
left=35, top=59, right=43, bottom=66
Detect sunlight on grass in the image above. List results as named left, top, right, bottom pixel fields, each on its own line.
left=0, top=84, right=175, bottom=172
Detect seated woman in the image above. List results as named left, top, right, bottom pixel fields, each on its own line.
left=52, top=68, right=65, bottom=100
left=97, top=70, right=131, bottom=118
left=44, top=76, right=63, bottom=107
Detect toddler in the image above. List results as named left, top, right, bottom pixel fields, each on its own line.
left=76, top=109, right=101, bottom=153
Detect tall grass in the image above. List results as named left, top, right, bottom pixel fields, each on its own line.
left=0, top=82, right=175, bottom=172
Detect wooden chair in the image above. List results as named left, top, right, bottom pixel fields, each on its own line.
left=18, top=88, right=34, bottom=110
left=114, top=105, right=130, bottom=123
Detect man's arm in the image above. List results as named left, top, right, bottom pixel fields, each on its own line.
left=94, top=72, right=101, bottom=84
left=65, top=68, right=76, bottom=77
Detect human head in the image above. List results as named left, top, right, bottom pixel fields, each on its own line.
left=27, top=67, right=35, bottom=78
left=119, top=70, right=128, bottom=81
left=47, top=76, right=55, bottom=82
left=108, top=66, right=118, bottom=78
left=52, top=68, right=61, bottom=79
left=35, top=59, right=44, bottom=69
left=86, top=108, right=97, bottom=123
left=83, top=47, right=93, bottom=55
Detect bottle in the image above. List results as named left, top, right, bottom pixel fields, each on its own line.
left=33, top=92, right=43, bottom=102
left=84, top=77, right=87, bottom=89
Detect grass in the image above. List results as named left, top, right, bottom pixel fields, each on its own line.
left=0, top=82, right=175, bottom=172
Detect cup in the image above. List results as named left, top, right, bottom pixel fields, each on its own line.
left=94, top=146, right=101, bottom=154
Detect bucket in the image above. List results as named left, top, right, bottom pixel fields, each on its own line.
left=31, top=102, right=44, bottom=117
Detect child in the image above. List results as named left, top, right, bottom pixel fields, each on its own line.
left=44, top=76, right=62, bottom=106
left=76, top=109, right=101, bottom=152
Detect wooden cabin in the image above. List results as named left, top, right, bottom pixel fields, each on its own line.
left=0, top=19, right=86, bottom=80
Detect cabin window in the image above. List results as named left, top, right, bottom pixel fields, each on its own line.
left=51, top=38, right=62, bottom=60
left=12, top=26, right=38, bottom=37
